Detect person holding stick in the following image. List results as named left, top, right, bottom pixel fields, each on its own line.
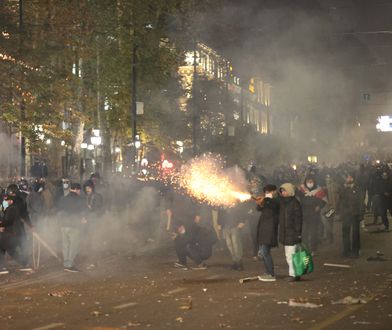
left=0, top=194, right=33, bottom=274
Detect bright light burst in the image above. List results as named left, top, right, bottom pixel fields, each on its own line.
left=179, top=154, right=251, bottom=207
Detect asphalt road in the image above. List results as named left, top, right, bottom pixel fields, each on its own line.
left=1, top=217, right=392, bottom=330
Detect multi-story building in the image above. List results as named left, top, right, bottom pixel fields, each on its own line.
left=178, top=42, right=272, bottom=136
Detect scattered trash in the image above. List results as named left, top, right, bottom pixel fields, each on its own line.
left=332, top=296, right=367, bottom=305
left=167, top=287, right=186, bottom=295
left=24, top=296, right=32, bottom=301
left=202, top=288, right=208, bottom=292
left=91, top=311, right=102, bottom=317
left=239, top=276, right=258, bottom=284
left=353, top=321, right=371, bottom=325
left=277, top=301, right=288, bottom=305
left=288, top=299, right=322, bottom=308
left=367, top=255, right=389, bottom=261
left=175, top=317, right=183, bottom=323
left=323, top=263, right=352, bottom=269
left=48, top=289, right=74, bottom=297
left=128, top=321, right=142, bottom=327
left=180, top=296, right=192, bottom=310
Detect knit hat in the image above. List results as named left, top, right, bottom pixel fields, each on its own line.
left=280, top=183, right=295, bottom=197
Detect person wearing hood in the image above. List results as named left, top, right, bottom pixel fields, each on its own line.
left=26, top=180, right=45, bottom=225
left=278, top=183, right=303, bottom=282
left=0, top=194, right=32, bottom=274
left=337, top=173, right=365, bottom=258
left=255, top=184, right=279, bottom=282
left=298, top=176, right=327, bottom=254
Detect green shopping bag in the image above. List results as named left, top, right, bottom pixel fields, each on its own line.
left=292, top=244, right=314, bottom=277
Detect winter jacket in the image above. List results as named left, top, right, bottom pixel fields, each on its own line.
left=256, top=197, right=279, bottom=247
left=278, top=196, right=303, bottom=246
left=338, top=183, right=365, bottom=220
left=57, top=192, right=85, bottom=227
left=219, top=204, right=246, bottom=229
left=0, top=204, right=24, bottom=236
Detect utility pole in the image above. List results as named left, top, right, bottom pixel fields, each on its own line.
left=19, top=0, right=26, bottom=177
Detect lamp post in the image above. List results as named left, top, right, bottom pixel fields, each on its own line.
left=80, top=142, right=88, bottom=181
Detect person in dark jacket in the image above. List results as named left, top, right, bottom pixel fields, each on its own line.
left=298, top=176, right=327, bottom=254
left=0, top=195, right=32, bottom=274
left=219, top=204, right=246, bottom=271
left=256, top=184, right=279, bottom=282
left=371, top=170, right=391, bottom=230
left=338, top=173, right=365, bottom=258
left=279, top=183, right=303, bottom=282
left=57, top=183, right=85, bottom=272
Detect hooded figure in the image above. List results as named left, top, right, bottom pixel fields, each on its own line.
left=278, top=183, right=303, bottom=281
left=298, top=176, right=327, bottom=253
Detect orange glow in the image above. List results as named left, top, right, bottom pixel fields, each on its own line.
left=179, top=155, right=251, bottom=207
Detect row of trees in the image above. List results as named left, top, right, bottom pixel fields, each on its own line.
left=0, top=0, right=217, bottom=179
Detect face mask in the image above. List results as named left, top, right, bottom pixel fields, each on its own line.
left=178, top=226, right=186, bottom=234
left=2, top=200, right=9, bottom=209
left=38, top=187, right=44, bottom=193
left=63, top=183, right=69, bottom=190
left=265, top=193, right=273, bottom=198
left=306, top=183, right=314, bottom=189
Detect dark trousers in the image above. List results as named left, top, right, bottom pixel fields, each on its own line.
left=0, top=234, right=29, bottom=268
left=260, top=244, right=274, bottom=275
left=302, top=215, right=321, bottom=252
left=342, top=215, right=360, bottom=257
left=248, top=215, right=259, bottom=257
left=175, top=234, right=212, bottom=265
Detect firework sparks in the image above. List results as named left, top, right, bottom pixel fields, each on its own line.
left=179, top=154, right=251, bottom=207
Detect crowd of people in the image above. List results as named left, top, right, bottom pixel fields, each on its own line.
left=167, top=160, right=392, bottom=282
left=0, top=159, right=391, bottom=282
left=0, top=174, right=104, bottom=274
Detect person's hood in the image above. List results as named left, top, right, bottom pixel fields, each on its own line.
left=280, top=183, right=295, bottom=197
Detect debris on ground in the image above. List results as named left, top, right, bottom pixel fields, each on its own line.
left=353, top=321, right=371, bottom=325
left=331, top=296, right=367, bottom=305
left=323, top=263, right=352, bottom=269
left=180, top=296, right=192, bottom=310
left=91, top=310, right=102, bottom=317
left=277, top=301, right=288, bottom=305
left=127, top=321, right=142, bottom=327
left=175, top=317, right=183, bottom=323
left=239, top=276, right=258, bottom=284
left=288, top=299, right=323, bottom=308
left=48, top=289, right=75, bottom=297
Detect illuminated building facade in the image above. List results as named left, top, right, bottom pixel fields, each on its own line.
left=178, top=42, right=272, bottom=135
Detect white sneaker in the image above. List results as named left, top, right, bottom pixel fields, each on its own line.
left=258, top=274, right=276, bottom=282
left=0, top=268, right=9, bottom=275
left=18, top=266, right=33, bottom=272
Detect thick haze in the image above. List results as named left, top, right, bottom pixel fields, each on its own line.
left=192, top=0, right=380, bottom=164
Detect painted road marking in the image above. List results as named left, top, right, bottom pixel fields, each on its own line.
left=31, top=323, right=65, bottom=330
left=113, top=302, right=138, bottom=310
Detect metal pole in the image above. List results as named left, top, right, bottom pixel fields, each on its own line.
left=131, top=42, right=137, bottom=169
left=19, top=0, right=26, bottom=177
left=192, top=40, right=198, bottom=156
